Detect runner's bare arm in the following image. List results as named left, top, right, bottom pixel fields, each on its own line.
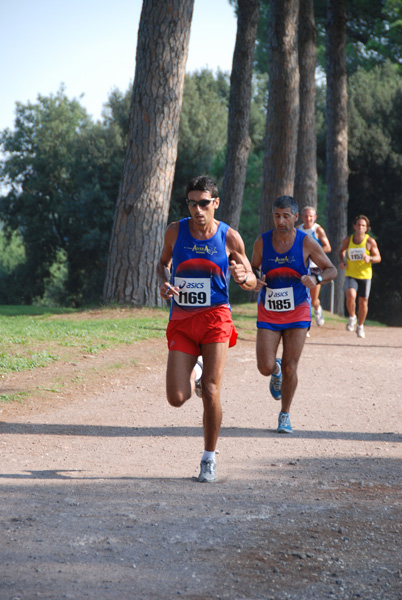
left=226, top=228, right=256, bottom=290
left=339, top=236, right=350, bottom=270
left=251, top=235, right=267, bottom=292
left=157, top=222, right=180, bottom=298
left=316, top=225, right=331, bottom=253
left=366, top=237, right=381, bottom=264
left=301, top=235, right=337, bottom=289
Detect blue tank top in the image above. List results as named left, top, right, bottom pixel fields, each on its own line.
left=170, top=218, right=230, bottom=320
left=257, top=229, right=311, bottom=327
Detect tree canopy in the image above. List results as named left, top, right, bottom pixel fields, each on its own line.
left=0, top=87, right=126, bottom=305
left=1, top=1, right=402, bottom=323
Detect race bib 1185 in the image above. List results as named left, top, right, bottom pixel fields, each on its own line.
left=264, top=286, right=295, bottom=312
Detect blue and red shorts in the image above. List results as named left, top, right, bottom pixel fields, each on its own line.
left=166, top=306, right=238, bottom=356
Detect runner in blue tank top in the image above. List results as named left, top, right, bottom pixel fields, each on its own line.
left=157, top=176, right=256, bottom=483
left=168, top=217, right=231, bottom=321
left=251, top=196, right=337, bottom=434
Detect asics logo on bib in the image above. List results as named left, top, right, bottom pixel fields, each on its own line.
left=178, top=281, right=205, bottom=289
left=268, top=290, right=291, bottom=298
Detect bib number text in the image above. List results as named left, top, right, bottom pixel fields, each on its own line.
left=264, top=287, right=295, bottom=312
left=174, top=277, right=211, bottom=307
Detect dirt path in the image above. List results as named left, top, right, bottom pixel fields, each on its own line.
left=0, top=321, right=401, bottom=600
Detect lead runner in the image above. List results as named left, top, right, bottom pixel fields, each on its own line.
left=251, top=196, right=337, bottom=434
left=157, top=175, right=256, bottom=482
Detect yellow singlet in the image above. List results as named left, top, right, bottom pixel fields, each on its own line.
left=345, top=234, right=372, bottom=280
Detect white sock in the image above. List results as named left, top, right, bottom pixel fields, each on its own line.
left=194, top=358, right=202, bottom=381
left=202, top=450, right=216, bottom=463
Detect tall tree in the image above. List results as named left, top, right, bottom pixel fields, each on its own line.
left=324, top=0, right=348, bottom=314
left=103, top=0, right=194, bottom=306
left=260, top=0, right=300, bottom=232
left=220, top=0, right=260, bottom=230
left=294, top=0, right=318, bottom=211
left=169, top=70, right=230, bottom=222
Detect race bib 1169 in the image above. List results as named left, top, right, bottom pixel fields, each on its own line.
left=264, top=286, right=295, bottom=312
left=174, top=277, right=211, bottom=307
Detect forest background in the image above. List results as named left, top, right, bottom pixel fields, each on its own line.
left=0, top=0, right=401, bottom=326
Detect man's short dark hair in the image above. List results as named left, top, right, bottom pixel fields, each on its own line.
left=186, top=175, right=218, bottom=199
left=272, top=195, right=299, bottom=215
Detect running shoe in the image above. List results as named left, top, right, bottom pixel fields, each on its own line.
left=269, top=358, right=282, bottom=400
left=197, top=459, right=217, bottom=483
left=346, top=315, right=357, bottom=332
left=277, top=412, right=293, bottom=434
left=315, top=306, right=325, bottom=327
left=195, top=356, right=203, bottom=398
left=356, top=325, right=365, bottom=339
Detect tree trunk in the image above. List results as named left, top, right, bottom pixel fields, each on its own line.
left=294, top=0, right=317, bottom=212
left=103, top=0, right=194, bottom=306
left=219, top=0, right=260, bottom=230
left=261, top=0, right=300, bottom=232
left=323, top=0, right=348, bottom=314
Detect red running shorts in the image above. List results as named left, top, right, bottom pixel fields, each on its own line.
left=166, top=306, right=238, bottom=356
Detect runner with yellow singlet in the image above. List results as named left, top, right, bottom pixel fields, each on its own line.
left=339, top=215, right=381, bottom=339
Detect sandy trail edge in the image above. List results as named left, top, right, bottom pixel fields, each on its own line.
left=0, top=322, right=401, bottom=600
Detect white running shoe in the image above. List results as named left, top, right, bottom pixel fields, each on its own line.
left=356, top=325, right=365, bottom=339
left=197, top=459, right=217, bottom=483
left=195, top=356, right=203, bottom=397
left=315, top=306, right=325, bottom=327
left=346, top=315, right=357, bottom=332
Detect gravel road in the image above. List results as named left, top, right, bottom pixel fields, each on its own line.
left=0, top=320, right=401, bottom=599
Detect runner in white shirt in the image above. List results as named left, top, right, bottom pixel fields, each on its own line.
left=298, top=206, right=332, bottom=328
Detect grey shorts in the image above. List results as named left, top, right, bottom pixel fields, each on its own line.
left=345, top=276, right=371, bottom=299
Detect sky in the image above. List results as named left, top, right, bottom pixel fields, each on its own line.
left=0, top=0, right=238, bottom=133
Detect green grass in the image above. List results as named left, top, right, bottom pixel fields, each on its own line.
left=0, top=302, right=385, bottom=381
left=0, top=305, right=169, bottom=376
left=0, top=391, right=30, bottom=403
left=0, top=350, right=60, bottom=372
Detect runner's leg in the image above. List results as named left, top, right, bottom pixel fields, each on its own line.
left=280, top=328, right=308, bottom=414
left=166, top=350, right=198, bottom=407
left=310, top=284, right=321, bottom=312
left=345, top=287, right=357, bottom=318
left=199, top=341, right=229, bottom=452
left=357, top=296, right=369, bottom=326
left=256, top=328, right=282, bottom=376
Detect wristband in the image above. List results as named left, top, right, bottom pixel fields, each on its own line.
left=239, top=275, right=248, bottom=286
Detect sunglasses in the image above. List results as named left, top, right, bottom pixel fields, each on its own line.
left=186, top=198, right=216, bottom=208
